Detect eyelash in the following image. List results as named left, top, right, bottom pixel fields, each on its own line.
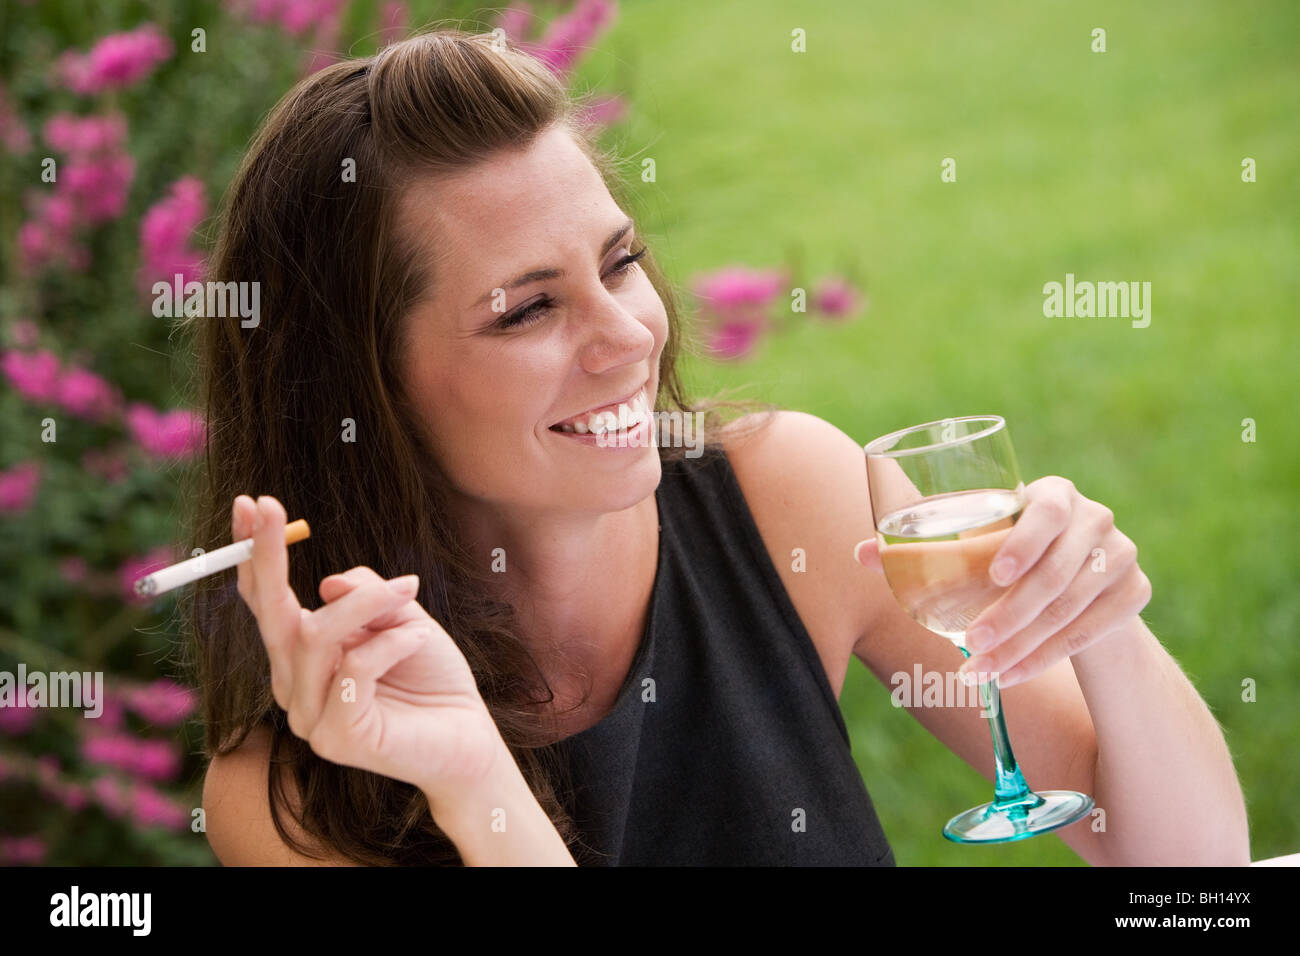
left=497, top=248, right=648, bottom=330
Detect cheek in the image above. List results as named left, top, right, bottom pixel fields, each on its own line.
left=631, top=280, right=670, bottom=352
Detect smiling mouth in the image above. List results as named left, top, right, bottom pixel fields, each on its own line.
left=548, top=384, right=650, bottom=434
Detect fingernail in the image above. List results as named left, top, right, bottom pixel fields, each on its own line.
left=389, top=574, right=419, bottom=594
left=991, top=558, right=1017, bottom=585
left=966, top=625, right=993, bottom=653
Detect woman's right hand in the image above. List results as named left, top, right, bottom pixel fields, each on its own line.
left=232, top=494, right=506, bottom=806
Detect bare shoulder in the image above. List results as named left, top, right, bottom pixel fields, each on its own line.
left=718, top=409, right=880, bottom=697
left=202, top=724, right=359, bottom=866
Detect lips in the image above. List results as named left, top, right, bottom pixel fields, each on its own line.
left=549, top=380, right=649, bottom=431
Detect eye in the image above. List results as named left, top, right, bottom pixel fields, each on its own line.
left=496, top=247, right=648, bottom=331
left=607, top=246, right=647, bottom=281
left=497, top=296, right=554, bottom=330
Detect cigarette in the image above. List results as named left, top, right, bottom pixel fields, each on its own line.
left=132, top=519, right=311, bottom=597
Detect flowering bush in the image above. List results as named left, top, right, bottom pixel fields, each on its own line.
left=0, top=0, right=636, bottom=867
left=691, top=264, right=866, bottom=360
left=0, top=0, right=854, bottom=864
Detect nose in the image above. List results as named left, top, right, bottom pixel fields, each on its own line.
left=577, top=289, right=656, bottom=376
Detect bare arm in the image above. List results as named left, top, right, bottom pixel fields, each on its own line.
left=726, top=408, right=1248, bottom=865
left=424, top=736, right=577, bottom=866
left=203, top=725, right=575, bottom=866
left=202, top=726, right=360, bottom=866
left=1065, top=616, right=1250, bottom=865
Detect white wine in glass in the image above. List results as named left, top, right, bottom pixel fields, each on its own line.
left=876, top=488, right=1022, bottom=648
left=864, top=415, right=1093, bottom=844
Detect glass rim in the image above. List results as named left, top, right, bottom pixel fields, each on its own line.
left=863, top=415, right=1006, bottom=458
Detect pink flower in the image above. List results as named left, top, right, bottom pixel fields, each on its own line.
left=15, top=220, right=89, bottom=274
left=378, top=1, right=410, bottom=48
left=527, top=0, right=617, bottom=77
left=811, top=276, right=863, bottom=320
left=239, top=0, right=348, bottom=39
left=82, top=448, right=130, bottom=484
left=20, top=112, right=133, bottom=274
left=122, top=679, right=198, bottom=726
left=133, top=739, right=182, bottom=780
left=63, top=154, right=135, bottom=224
left=57, top=24, right=174, bottom=95
left=91, top=774, right=129, bottom=818
left=130, top=783, right=189, bottom=830
left=59, top=556, right=90, bottom=584
left=1, top=348, right=61, bottom=401
left=0, top=836, right=48, bottom=865
left=138, top=177, right=207, bottom=293
left=0, top=83, right=32, bottom=155
left=577, top=94, right=627, bottom=129
left=56, top=782, right=90, bottom=811
left=0, top=461, right=42, bottom=514
left=125, top=404, right=206, bottom=459
left=9, top=320, right=40, bottom=349
left=57, top=365, right=122, bottom=421
left=95, top=689, right=126, bottom=730
left=118, top=545, right=175, bottom=603
left=0, top=692, right=40, bottom=735
left=285, top=0, right=345, bottom=37
left=43, top=113, right=127, bottom=154
left=693, top=266, right=787, bottom=312
left=301, top=2, right=347, bottom=75
left=36, top=754, right=61, bottom=784
left=82, top=732, right=181, bottom=781
left=706, top=315, right=769, bottom=361
left=40, top=193, right=78, bottom=233
left=496, top=3, right=536, bottom=41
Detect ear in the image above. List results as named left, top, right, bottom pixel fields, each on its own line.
left=853, top=537, right=884, bottom=574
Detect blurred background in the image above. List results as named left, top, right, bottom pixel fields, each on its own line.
left=0, top=0, right=1295, bottom=866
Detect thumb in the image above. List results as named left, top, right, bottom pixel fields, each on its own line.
left=853, top=537, right=885, bottom=574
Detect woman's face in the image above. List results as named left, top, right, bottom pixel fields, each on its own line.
left=395, top=125, right=668, bottom=520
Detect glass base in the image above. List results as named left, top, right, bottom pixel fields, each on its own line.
left=942, top=790, right=1094, bottom=844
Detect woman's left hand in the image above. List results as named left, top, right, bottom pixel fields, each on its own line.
left=949, top=476, right=1151, bottom=688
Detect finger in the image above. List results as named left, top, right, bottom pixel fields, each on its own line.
left=854, top=538, right=885, bottom=574
left=330, top=624, right=429, bottom=720
left=966, top=506, right=1094, bottom=654
left=309, top=574, right=421, bottom=649
left=318, top=565, right=387, bottom=604
left=232, top=495, right=259, bottom=608
left=250, top=495, right=302, bottom=644
left=987, top=479, right=1074, bottom=587
left=975, top=526, right=1139, bottom=658
left=292, top=576, right=419, bottom=733
left=312, top=625, right=430, bottom=763
left=961, top=548, right=1106, bottom=677
left=233, top=494, right=294, bottom=707
left=249, top=496, right=304, bottom=710
left=321, top=569, right=425, bottom=632
left=994, top=569, right=1152, bottom=689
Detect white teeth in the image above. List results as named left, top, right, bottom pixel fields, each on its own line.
left=555, top=389, right=649, bottom=436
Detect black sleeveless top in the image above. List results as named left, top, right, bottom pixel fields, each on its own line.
left=549, top=445, right=896, bottom=866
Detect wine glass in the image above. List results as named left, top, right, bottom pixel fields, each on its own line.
left=864, top=415, right=1094, bottom=844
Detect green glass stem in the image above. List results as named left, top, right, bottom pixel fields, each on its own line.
left=959, top=645, right=1044, bottom=814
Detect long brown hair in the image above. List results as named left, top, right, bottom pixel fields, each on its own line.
left=179, top=27, right=775, bottom=865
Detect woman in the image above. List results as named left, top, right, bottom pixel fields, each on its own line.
left=190, top=30, right=1248, bottom=866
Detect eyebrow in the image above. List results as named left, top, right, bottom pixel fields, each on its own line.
left=470, top=217, right=635, bottom=310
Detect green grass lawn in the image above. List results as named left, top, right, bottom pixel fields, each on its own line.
left=577, top=0, right=1300, bottom=864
